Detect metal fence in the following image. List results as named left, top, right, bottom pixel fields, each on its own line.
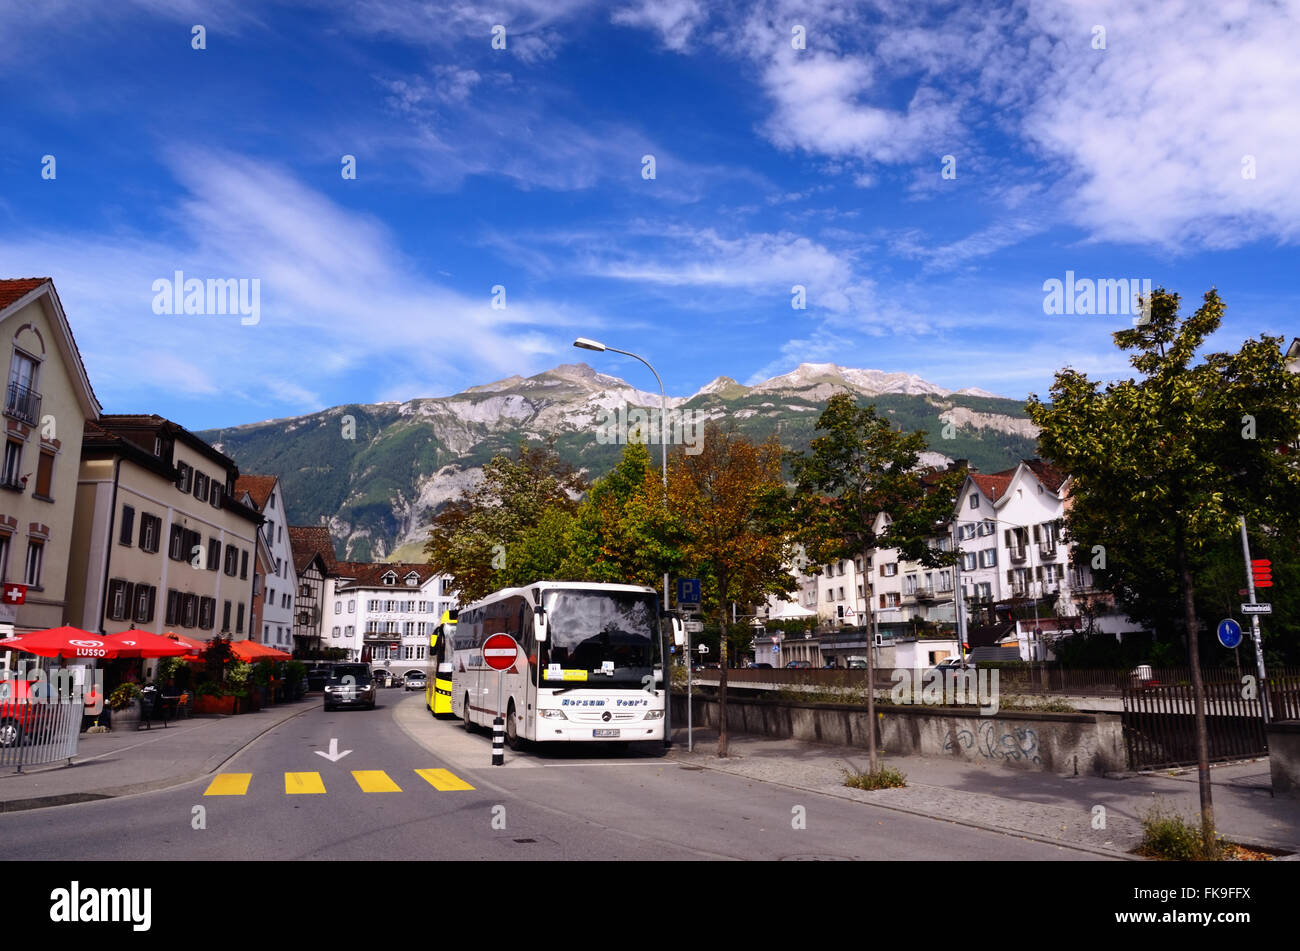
left=1119, top=676, right=1300, bottom=770
left=0, top=699, right=84, bottom=771
left=698, top=665, right=1300, bottom=697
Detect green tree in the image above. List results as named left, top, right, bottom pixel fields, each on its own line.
left=668, top=424, right=798, bottom=756
left=789, top=393, right=965, bottom=772
left=424, top=442, right=588, bottom=602
left=561, top=443, right=682, bottom=588
left=1028, top=287, right=1300, bottom=852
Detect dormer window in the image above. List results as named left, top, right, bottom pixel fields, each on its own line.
left=405, top=572, right=419, bottom=586
left=383, top=572, right=396, bottom=586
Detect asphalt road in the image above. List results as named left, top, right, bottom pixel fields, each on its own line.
left=5, top=690, right=1104, bottom=860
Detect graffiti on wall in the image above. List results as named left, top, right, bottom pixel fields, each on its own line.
left=944, top=721, right=1042, bottom=765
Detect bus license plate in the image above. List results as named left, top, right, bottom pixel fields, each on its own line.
left=593, top=729, right=620, bottom=738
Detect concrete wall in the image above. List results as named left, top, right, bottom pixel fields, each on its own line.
left=673, top=693, right=1126, bottom=775
left=1267, top=720, right=1300, bottom=799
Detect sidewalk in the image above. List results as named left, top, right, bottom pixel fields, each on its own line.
left=667, top=727, right=1300, bottom=859
left=0, top=698, right=315, bottom=812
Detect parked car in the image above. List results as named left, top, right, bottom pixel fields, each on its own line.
left=785, top=660, right=812, bottom=668
left=0, top=679, right=43, bottom=747
left=748, top=662, right=774, bottom=669
left=931, top=657, right=974, bottom=672
left=403, top=671, right=428, bottom=691
left=323, top=664, right=376, bottom=711
left=845, top=656, right=868, bottom=669
left=373, top=669, right=396, bottom=688
left=305, top=664, right=333, bottom=691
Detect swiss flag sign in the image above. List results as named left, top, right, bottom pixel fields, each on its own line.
left=3, top=584, right=27, bottom=605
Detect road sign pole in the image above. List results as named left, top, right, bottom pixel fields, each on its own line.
left=492, top=671, right=505, bottom=766
left=1239, top=516, right=1271, bottom=725
left=686, top=624, right=692, bottom=753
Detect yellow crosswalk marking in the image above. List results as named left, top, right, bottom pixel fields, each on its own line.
left=285, top=772, right=326, bottom=794
left=352, top=769, right=402, bottom=792
left=415, top=768, right=475, bottom=791
left=204, top=773, right=252, bottom=796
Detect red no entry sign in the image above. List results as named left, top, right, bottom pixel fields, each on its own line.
left=482, top=633, right=519, bottom=671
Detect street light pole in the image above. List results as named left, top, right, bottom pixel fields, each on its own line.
left=574, top=338, right=673, bottom=746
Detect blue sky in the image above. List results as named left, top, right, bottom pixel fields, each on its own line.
left=2, top=0, right=1297, bottom=431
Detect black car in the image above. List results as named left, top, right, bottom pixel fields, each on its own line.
left=323, top=663, right=376, bottom=711
left=305, top=664, right=333, bottom=691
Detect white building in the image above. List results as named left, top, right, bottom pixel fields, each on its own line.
left=234, top=475, right=299, bottom=651
left=325, top=563, right=457, bottom=675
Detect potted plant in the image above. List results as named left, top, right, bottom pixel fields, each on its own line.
left=193, top=681, right=236, bottom=715
left=226, top=662, right=256, bottom=711
left=252, top=660, right=275, bottom=705
left=107, top=683, right=143, bottom=730
left=286, top=660, right=308, bottom=701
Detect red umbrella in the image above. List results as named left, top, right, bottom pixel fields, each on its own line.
left=106, top=629, right=192, bottom=659
left=229, top=639, right=291, bottom=662
left=0, top=626, right=127, bottom=659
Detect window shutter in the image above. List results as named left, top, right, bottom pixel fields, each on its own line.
left=120, top=506, right=135, bottom=546
left=145, top=586, right=156, bottom=623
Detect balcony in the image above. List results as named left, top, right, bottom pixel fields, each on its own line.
left=4, top=381, right=41, bottom=426
left=1009, top=547, right=1027, bottom=564
left=914, top=586, right=936, bottom=601
left=1038, top=543, right=1059, bottom=561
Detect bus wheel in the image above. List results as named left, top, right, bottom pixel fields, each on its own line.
left=505, top=701, right=523, bottom=751
left=462, top=695, right=473, bottom=733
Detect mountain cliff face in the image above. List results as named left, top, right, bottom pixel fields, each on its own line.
left=200, top=363, right=1039, bottom=562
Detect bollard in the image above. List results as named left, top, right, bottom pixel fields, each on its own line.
left=492, top=717, right=505, bottom=766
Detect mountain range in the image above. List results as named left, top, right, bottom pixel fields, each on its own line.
left=198, top=363, right=1040, bottom=563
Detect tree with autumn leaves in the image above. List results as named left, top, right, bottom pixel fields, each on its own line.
left=667, top=424, right=799, bottom=757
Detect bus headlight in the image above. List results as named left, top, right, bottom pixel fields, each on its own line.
left=644, top=710, right=664, bottom=720
left=540, top=709, right=568, bottom=720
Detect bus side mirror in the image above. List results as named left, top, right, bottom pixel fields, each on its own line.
left=671, top=615, right=685, bottom=647
left=533, top=606, right=548, bottom=643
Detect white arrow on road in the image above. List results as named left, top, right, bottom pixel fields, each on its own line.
left=314, top=738, right=352, bottom=762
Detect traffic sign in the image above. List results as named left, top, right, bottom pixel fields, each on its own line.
left=770, top=644, right=779, bottom=654
left=1241, top=603, right=1272, bottom=615
left=1251, top=559, right=1273, bottom=588
left=1217, top=618, right=1243, bottom=649
left=684, top=620, right=704, bottom=633
left=2, top=584, right=26, bottom=606
left=482, top=633, right=520, bottom=670
left=697, top=643, right=708, bottom=654
left=676, top=578, right=701, bottom=606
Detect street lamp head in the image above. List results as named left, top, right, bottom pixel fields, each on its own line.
left=573, top=337, right=606, bottom=352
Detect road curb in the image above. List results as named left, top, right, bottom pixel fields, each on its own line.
left=0, top=701, right=317, bottom=814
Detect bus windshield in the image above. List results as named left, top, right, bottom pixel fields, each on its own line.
left=541, top=589, right=660, bottom=687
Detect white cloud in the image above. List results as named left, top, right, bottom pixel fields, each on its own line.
left=0, top=151, right=603, bottom=415
left=611, top=0, right=708, bottom=51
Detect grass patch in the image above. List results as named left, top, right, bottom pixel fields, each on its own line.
left=1135, top=804, right=1224, bottom=861
left=995, top=694, right=1079, bottom=713
left=842, top=765, right=907, bottom=790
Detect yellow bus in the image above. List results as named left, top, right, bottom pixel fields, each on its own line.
left=425, top=609, right=457, bottom=717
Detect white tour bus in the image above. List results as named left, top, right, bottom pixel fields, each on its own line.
left=450, top=581, right=684, bottom=749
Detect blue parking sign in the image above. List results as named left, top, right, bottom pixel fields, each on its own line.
left=677, top=578, right=701, bottom=605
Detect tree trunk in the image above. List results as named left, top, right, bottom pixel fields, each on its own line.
left=1176, top=526, right=1216, bottom=853
left=717, top=603, right=729, bottom=757
left=865, top=547, right=878, bottom=773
